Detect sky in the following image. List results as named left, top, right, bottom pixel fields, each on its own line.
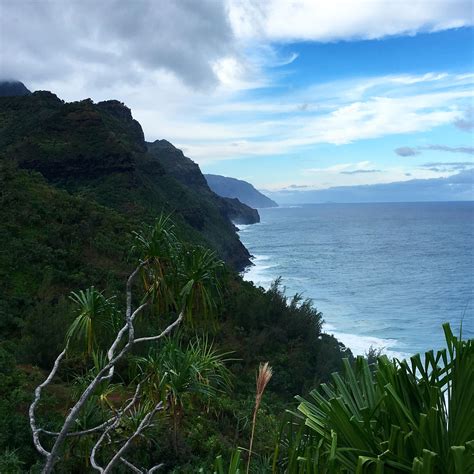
left=1, top=0, right=473, bottom=203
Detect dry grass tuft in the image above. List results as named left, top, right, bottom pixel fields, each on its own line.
left=246, top=362, right=273, bottom=473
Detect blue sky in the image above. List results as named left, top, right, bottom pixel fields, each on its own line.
left=2, top=0, right=473, bottom=201
left=197, top=28, right=474, bottom=195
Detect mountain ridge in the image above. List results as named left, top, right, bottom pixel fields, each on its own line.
left=205, top=173, right=278, bottom=208
left=0, top=90, right=257, bottom=270
left=0, top=80, right=32, bottom=97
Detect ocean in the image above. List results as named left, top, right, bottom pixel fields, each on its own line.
left=238, top=202, right=474, bottom=359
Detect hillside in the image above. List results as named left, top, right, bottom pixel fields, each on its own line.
left=0, top=80, right=31, bottom=97
left=0, top=87, right=351, bottom=472
left=147, top=140, right=260, bottom=225
left=0, top=91, right=256, bottom=270
left=205, top=173, right=278, bottom=208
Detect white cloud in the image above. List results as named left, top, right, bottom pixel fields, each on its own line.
left=0, top=0, right=235, bottom=89
left=228, top=0, right=472, bottom=42
left=164, top=72, right=472, bottom=163
left=263, top=162, right=458, bottom=192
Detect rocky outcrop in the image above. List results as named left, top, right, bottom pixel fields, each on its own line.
left=147, top=140, right=208, bottom=189
left=221, top=197, right=260, bottom=225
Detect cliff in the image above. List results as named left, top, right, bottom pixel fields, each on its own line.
left=147, top=140, right=260, bottom=225
left=205, top=173, right=278, bottom=208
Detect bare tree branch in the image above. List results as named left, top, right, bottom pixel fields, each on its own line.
left=120, top=457, right=143, bottom=473
left=134, top=310, right=184, bottom=344
left=29, top=345, right=68, bottom=457
left=38, top=418, right=116, bottom=438
left=90, top=384, right=142, bottom=473
left=148, top=463, right=165, bottom=473
left=29, top=259, right=185, bottom=474
left=29, top=244, right=200, bottom=473
left=102, top=401, right=164, bottom=474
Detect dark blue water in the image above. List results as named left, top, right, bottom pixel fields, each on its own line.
left=238, top=202, right=474, bottom=358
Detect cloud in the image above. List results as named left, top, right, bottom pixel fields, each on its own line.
left=424, top=145, right=474, bottom=155
left=180, top=73, right=472, bottom=163
left=0, top=0, right=235, bottom=89
left=395, top=144, right=474, bottom=157
left=228, top=0, right=472, bottom=42
left=2, top=0, right=471, bottom=169
left=420, top=161, right=474, bottom=172
left=286, top=184, right=311, bottom=189
left=265, top=169, right=474, bottom=204
left=454, top=107, right=474, bottom=132
left=395, top=147, right=421, bottom=157
left=340, top=169, right=381, bottom=175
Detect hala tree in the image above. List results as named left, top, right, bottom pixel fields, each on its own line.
left=275, top=323, right=474, bottom=473
left=29, top=216, right=224, bottom=473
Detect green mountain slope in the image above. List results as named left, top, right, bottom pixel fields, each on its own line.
left=0, top=92, right=255, bottom=270
left=0, top=89, right=352, bottom=472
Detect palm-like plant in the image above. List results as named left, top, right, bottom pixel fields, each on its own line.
left=178, top=246, right=224, bottom=326
left=134, top=336, right=232, bottom=452
left=67, top=287, right=117, bottom=355
left=132, top=214, right=181, bottom=312
left=132, top=216, right=224, bottom=325
left=277, top=323, right=473, bottom=473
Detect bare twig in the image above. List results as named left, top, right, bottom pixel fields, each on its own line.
left=120, top=457, right=143, bottom=473
left=102, top=401, right=164, bottom=474
left=90, top=385, right=142, bottom=472
left=134, top=310, right=184, bottom=344
left=38, top=418, right=116, bottom=438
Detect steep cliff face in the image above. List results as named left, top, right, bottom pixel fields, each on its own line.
left=205, top=174, right=278, bottom=208
left=147, top=139, right=208, bottom=189
left=0, top=91, right=254, bottom=270
left=147, top=140, right=260, bottom=225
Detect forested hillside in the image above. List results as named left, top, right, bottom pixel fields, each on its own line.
left=0, top=90, right=350, bottom=472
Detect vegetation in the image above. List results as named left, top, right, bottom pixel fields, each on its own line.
left=29, top=218, right=227, bottom=473
left=1, top=89, right=471, bottom=472
left=274, top=324, right=474, bottom=473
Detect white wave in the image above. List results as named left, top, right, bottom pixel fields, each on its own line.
left=242, top=255, right=411, bottom=360
left=241, top=254, right=277, bottom=288
left=235, top=223, right=252, bottom=231
left=325, top=327, right=410, bottom=360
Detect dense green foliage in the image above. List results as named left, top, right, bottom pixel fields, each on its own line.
left=3, top=89, right=433, bottom=473
left=0, top=168, right=348, bottom=471
left=275, top=324, right=474, bottom=473
left=0, top=92, right=256, bottom=271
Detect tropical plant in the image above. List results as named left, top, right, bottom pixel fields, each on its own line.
left=29, top=216, right=225, bottom=473
left=134, top=336, right=233, bottom=452
left=66, top=287, right=117, bottom=355
left=276, top=323, right=474, bottom=473
left=132, top=214, right=180, bottom=313
left=213, top=449, right=244, bottom=474
left=133, top=216, right=224, bottom=325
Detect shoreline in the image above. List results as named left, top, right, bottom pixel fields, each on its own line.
left=239, top=247, right=412, bottom=361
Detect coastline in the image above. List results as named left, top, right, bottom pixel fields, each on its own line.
left=241, top=253, right=410, bottom=360
left=237, top=215, right=413, bottom=360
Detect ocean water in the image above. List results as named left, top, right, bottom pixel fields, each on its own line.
left=238, top=202, right=474, bottom=359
